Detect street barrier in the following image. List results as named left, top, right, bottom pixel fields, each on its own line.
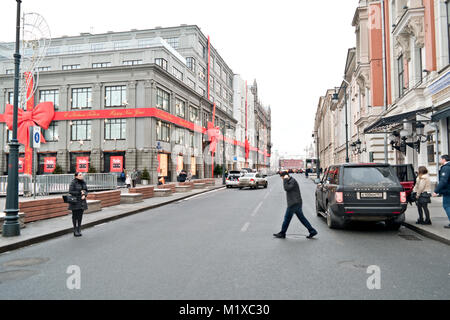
left=0, top=173, right=117, bottom=196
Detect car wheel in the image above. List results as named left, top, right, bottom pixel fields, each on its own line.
left=326, top=205, right=345, bottom=229
left=264, top=183, right=268, bottom=188
left=385, top=219, right=402, bottom=230
left=239, top=187, right=243, bottom=190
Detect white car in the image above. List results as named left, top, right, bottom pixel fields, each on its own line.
left=226, top=171, right=244, bottom=188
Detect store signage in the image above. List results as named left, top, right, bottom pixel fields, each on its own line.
left=76, top=157, right=89, bottom=173
left=44, top=157, right=56, bottom=173
left=110, top=156, right=123, bottom=173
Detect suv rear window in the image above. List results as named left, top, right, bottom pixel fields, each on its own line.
left=393, top=165, right=415, bottom=182
left=343, top=166, right=399, bottom=187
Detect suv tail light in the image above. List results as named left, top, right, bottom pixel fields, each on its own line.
left=250, top=179, right=255, bottom=183
left=335, top=192, right=344, bottom=203
left=400, top=191, right=407, bottom=203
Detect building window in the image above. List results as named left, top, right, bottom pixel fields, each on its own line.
left=201, top=43, right=207, bottom=60
left=210, top=76, right=214, bottom=92
left=155, top=58, right=168, bottom=71
left=156, top=121, right=170, bottom=142
left=40, top=89, right=59, bottom=110
left=6, top=69, right=14, bottom=75
left=44, top=121, right=59, bottom=142
left=175, top=98, right=185, bottom=118
left=397, top=55, right=404, bottom=98
left=175, top=127, right=184, bottom=145
left=71, top=88, right=92, bottom=109
left=189, top=106, right=199, bottom=123
left=105, top=85, right=127, bottom=107
left=92, top=62, right=111, bottom=68
left=105, top=118, right=126, bottom=140
left=68, top=45, right=83, bottom=53
left=186, top=57, right=196, bottom=72
left=156, top=88, right=170, bottom=111
left=138, top=39, right=153, bottom=48
left=63, top=64, right=80, bottom=70
left=122, top=60, right=142, bottom=66
left=164, top=37, right=179, bottom=49
left=190, top=132, right=194, bottom=147
left=114, top=41, right=130, bottom=50
left=202, top=112, right=209, bottom=128
left=199, top=65, right=206, bottom=82
left=227, top=74, right=233, bottom=88
left=47, top=47, right=60, bottom=55
left=37, top=66, right=50, bottom=72
left=91, top=43, right=105, bottom=52
left=172, top=67, right=183, bottom=81
left=427, top=144, right=435, bottom=163
left=71, top=120, right=91, bottom=141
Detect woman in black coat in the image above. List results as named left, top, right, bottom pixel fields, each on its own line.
left=69, top=172, right=88, bottom=237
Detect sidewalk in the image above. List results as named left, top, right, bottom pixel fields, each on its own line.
left=403, top=197, right=450, bottom=245
left=0, top=179, right=225, bottom=254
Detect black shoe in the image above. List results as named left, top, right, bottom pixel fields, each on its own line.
left=306, top=230, right=318, bottom=239
left=273, top=232, right=286, bottom=239
left=74, top=228, right=80, bottom=237
left=77, top=226, right=82, bottom=236
left=423, top=220, right=432, bottom=225
left=416, top=219, right=425, bottom=224
left=444, top=225, right=450, bottom=229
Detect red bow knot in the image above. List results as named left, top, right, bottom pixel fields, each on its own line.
left=4, top=102, right=55, bottom=148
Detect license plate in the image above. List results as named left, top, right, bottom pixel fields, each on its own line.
left=360, top=193, right=383, bottom=198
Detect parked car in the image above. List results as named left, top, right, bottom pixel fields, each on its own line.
left=391, top=164, right=416, bottom=203
left=238, top=172, right=268, bottom=189
left=226, top=171, right=244, bottom=188
left=314, top=163, right=407, bottom=230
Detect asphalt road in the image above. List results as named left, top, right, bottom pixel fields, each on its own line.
left=0, top=174, right=449, bottom=299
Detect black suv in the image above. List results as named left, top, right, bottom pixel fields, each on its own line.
left=314, top=163, right=407, bottom=230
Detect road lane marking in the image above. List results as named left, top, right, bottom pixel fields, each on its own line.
left=264, top=192, right=270, bottom=199
left=251, top=202, right=263, bottom=217
left=241, top=222, right=250, bottom=232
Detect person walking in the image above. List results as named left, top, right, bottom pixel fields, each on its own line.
left=125, top=171, right=132, bottom=188
left=433, top=155, right=450, bottom=229
left=413, top=166, right=432, bottom=225
left=131, top=168, right=138, bottom=188
left=273, top=171, right=318, bottom=239
left=68, top=172, right=88, bottom=237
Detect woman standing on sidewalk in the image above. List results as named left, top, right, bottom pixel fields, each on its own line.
left=69, top=172, right=88, bottom=237
left=413, top=166, right=432, bottom=225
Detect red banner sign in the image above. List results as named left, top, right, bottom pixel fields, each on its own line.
left=44, top=157, right=57, bottom=173
left=18, top=157, right=24, bottom=173
left=110, top=156, right=123, bottom=173
left=76, top=157, right=89, bottom=173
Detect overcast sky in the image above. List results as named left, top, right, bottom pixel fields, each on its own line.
left=0, top=0, right=357, bottom=157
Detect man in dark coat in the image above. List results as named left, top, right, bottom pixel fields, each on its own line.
left=69, top=172, right=88, bottom=237
left=433, top=155, right=450, bottom=228
left=274, top=171, right=318, bottom=239
left=178, top=170, right=187, bottom=183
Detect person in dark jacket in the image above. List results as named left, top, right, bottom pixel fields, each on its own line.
left=69, top=172, right=88, bottom=237
left=178, top=170, right=187, bottom=183
left=433, top=155, right=450, bottom=228
left=273, top=171, right=318, bottom=239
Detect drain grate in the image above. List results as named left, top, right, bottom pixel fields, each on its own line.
left=399, top=234, right=422, bottom=241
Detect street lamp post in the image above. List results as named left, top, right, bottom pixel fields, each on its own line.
left=3, top=0, right=22, bottom=237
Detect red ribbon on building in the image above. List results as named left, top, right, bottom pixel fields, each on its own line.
left=4, top=101, right=55, bottom=148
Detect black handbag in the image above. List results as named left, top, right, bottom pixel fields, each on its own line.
left=418, top=192, right=431, bottom=204
left=62, top=194, right=77, bottom=204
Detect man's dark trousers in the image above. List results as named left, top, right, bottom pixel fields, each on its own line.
left=281, top=203, right=316, bottom=234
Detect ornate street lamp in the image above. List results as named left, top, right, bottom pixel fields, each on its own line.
left=3, top=0, right=22, bottom=237
left=331, top=80, right=350, bottom=163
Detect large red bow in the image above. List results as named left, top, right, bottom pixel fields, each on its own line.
left=4, top=102, right=55, bottom=148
